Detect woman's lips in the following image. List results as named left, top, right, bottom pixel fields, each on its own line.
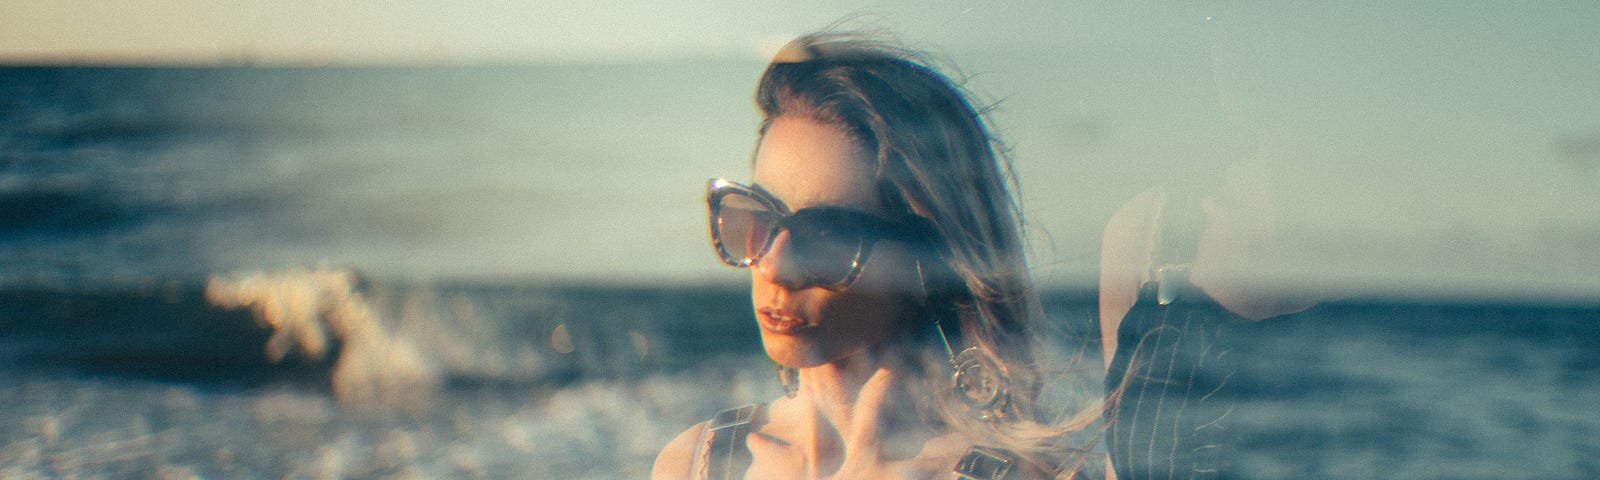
left=757, top=306, right=808, bottom=335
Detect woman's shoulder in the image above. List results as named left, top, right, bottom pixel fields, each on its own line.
left=1099, top=188, right=1166, bottom=365
left=652, top=419, right=710, bottom=480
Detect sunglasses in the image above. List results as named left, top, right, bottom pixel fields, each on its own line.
left=706, top=178, right=935, bottom=289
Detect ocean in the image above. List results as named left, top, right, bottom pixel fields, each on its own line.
left=0, top=63, right=769, bottom=286
left=3, top=277, right=1597, bottom=478
left=2, top=66, right=1598, bottom=478
left=0, top=275, right=786, bottom=478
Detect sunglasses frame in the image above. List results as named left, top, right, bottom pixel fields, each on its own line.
left=706, top=178, right=933, bottom=289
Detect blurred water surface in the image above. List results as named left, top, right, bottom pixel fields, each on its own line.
left=1, top=278, right=1596, bottom=478
left=0, top=64, right=761, bottom=286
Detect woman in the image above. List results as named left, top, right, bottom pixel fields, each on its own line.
left=653, top=33, right=1097, bottom=479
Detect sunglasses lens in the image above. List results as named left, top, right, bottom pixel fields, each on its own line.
left=708, top=181, right=883, bottom=288
left=714, top=192, right=778, bottom=264
left=786, top=215, right=865, bottom=285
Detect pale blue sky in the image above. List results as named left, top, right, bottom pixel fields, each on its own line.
left=6, top=2, right=1597, bottom=299
left=2, top=1, right=1134, bottom=64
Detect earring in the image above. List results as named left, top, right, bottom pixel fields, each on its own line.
left=922, top=260, right=1013, bottom=421
left=777, top=365, right=799, bottom=398
left=952, top=346, right=1011, bottom=421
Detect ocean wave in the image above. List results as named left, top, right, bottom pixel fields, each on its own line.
left=199, top=267, right=763, bottom=408
left=206, top=267, right=442, bottom=409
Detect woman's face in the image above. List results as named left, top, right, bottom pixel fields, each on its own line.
left=748, top=116, right=922, bottom=368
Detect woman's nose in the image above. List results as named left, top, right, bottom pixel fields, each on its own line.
left=753, top=230, right=811, bottom=290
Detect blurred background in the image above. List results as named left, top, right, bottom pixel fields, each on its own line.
left=4, top=1, right=1596, bottom=296
left=2, top=2, right=1597, bottom=478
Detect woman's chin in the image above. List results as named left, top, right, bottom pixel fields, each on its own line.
left=763, top=335, right=886, bottom=370
left=760, top=335, right=829, bottom=369
left=763, top=348, right=819, bottom=369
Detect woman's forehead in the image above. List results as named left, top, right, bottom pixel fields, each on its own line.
left=752, top=117, right=883, bottom=213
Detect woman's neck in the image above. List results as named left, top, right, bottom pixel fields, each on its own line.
left=784, top=347, right=937, bottom=467
left=796, top=351, right=892, bottom=436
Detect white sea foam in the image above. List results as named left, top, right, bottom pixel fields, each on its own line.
left=0, top=363, right=774, bottom=477
left=206, top=267, right=440, bottom=408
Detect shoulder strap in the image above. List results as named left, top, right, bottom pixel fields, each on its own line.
left=691, top=404, right=762, bottom=480
left=953, top=445, right=1019, bottom=479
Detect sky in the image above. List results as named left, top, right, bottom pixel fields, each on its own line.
left=5, top=1, right=1598, bottom=300
left=1, top=1, right=1123, bottom=64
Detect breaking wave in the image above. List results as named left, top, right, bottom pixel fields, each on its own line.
left=206, top=267, right=440, bottom=408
